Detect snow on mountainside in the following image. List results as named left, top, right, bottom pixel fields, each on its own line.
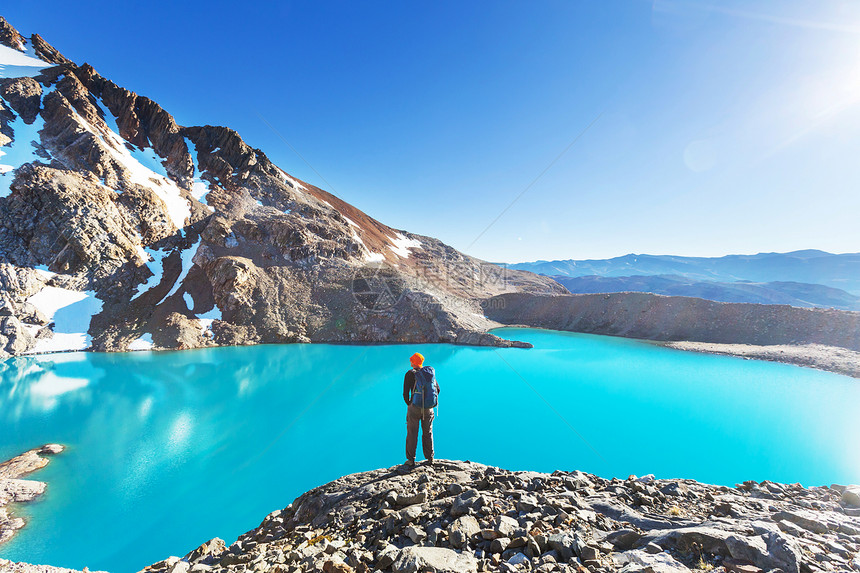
left=0, top=43, right=51, bottom=79
left=0, top=16, right=564, bottom=357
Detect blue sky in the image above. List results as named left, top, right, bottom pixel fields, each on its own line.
left=5, top=1, right=860, bottom=262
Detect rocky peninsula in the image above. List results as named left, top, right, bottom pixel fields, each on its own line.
left=0, top=444, right=63, bottom=546
left=483, top=293, right=860, bottom=378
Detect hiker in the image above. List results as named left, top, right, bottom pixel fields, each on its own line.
left=403, top=352, right=440, bottom=467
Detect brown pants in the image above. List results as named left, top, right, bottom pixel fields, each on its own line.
left=406, top=404, right=435, bottom=462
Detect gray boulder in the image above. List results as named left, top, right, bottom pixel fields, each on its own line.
left=760, top=530, right=802, bottom=573
left=392, top=546, right=478, bottom=573
left=642, top=527, right=800, bottom=573
left=604, top=528, right=642, bottom=550
left=184, top=537, right=226, bottom=563
left=588, top=499, right=684, bottom=530
left=493, top=515, right=518, bottom=538
left=770, top=509, right=829, bottom=534
left=547, top=532, right=578, bottom=562
left=489, top=537, right=510, bottom=554
left=397, top=492, right=427, bottom=506
left=614, top=549, right=690, bottom=573
left=450, top=489, right=481, bottom=517
left=449, top=515, right=480, bottom=549
left=405, top=525, right=426, bottom=544
left=516, top=494, right=538, bottom=513
left=842, top=485, right=860, bottom=507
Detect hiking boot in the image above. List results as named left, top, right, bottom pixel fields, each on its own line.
left=404, top=459, right=415, bottom=467
left=425, top=459, right=434, bottom=467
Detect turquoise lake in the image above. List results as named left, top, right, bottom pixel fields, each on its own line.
left=1, top=327, right=858, bottom=572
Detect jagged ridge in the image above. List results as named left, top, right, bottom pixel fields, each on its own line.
left=0, top=16, right=565, bottom=358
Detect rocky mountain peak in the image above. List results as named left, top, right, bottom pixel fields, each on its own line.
left=0, top=16, right=564, bottom=358
left=0, top=17, right=70, bottom=65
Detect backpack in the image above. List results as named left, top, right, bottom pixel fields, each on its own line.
left=411, top=365, right=438, bottom=408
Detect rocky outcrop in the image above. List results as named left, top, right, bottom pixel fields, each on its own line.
left=130, top=460, right=860, bottom=573
left=0, top=18, right=25, bottom=50
left=483, top=292, right=860, bottom=377
left=0, top=17, right=70, bottom=65
left=0, top=444, right=64, bottom=546
left=0, top=18, right=565, bottom=358
left=484, top=293, right=860, bottom=350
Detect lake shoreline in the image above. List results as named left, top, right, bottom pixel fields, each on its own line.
left=489, top=324, right=860, bottom=379
left=659, top=341, right=860, bottom=379
left=484, top=292, right=860, bottom=379
left=6, top=313, right=856, bottom=381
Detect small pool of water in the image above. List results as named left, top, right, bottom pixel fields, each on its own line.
left=1, top=328, right=858, bottom=571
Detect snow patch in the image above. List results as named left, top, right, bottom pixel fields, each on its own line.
left=196, top=303, right=222, bottom=337
left=275, top=167, right=306, bottom=190
left=25, top=286, right=103, bottom=353
left=0, top=44, right=51, bottom=78
left=344, top=217, right=381, bottom=261
left=0, top=100, right=49, bottom=198
left=19, top=38, right=38, bottom=59
left=133, top=244, right=148, bottom=262
left=22, top=323, right=42, bottom=337
left=389, top=233, right=422, bottom=258
left=183, top=137, right=213, bottom=210
left=159, top=235, right=202, bottom=303
left=27, top=286, right=88, bottom=320
left=34, top=265, right=56, bottom=280
left=83, top=98, right=190, bottom=228
left=128, top=144, right=169, bottom=178
left=131, top=247, right=169, bottom=300
left=128, top=333, right=154, bottom=351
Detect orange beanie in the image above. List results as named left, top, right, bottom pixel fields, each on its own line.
left=410, top=352, right=424, bottom=368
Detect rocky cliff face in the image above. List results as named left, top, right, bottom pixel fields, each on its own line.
left=129, top=460, right=860, bottom=573
left=0, top=17, right=564, bottom=358
left=483, top=293, right=860, bottom=352
left=482, top=292, right=860, bottom=377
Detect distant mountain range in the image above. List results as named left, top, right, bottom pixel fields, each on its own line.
left=510, top=251, right=860, bottom=310
left=548, top=275, right=860, bottom=311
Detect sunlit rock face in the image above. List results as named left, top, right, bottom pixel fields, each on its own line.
left=0, top=17, right=564, bottom=358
